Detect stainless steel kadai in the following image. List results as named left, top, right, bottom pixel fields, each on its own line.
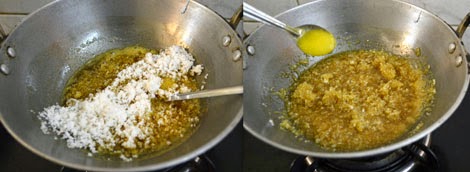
left=0, top=0, right=242, bottom=171
left=244, top=0, right=469, bottom=158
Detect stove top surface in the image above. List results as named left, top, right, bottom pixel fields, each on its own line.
left=1, top=89, right=469, bottom=172
left=0, top=122, right=242, bottom=172
left=244, top=90, right=470, bottom=172
left=1, top=88, right=469, bottom=172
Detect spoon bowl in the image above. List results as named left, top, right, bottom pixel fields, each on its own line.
left=243, top=2, right=336, bottom=56
left=296, top=25, right=336, bottom=56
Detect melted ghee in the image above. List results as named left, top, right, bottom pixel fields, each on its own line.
left=297, top=29, right=336, bottom=56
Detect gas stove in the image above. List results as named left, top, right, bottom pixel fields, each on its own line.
left=0, top=122, right=242, bottom=172
left=244, top=90, right=470, bottom=172
left=60, top=155, right=216, bottom=172
left=289, top=135, right=438, bottom=172
left=1, top=85, right=468, bottom=172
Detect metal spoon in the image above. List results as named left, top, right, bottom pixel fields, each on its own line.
left=243, top=2, right=335, bottom=55
left=244, top=2, right=328, bottom=37
left=168, top=85, right=243, bottom=101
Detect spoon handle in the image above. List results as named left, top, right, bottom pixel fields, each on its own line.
left=243, top=2, right=300, bottom=36
left=168, top=86, right=243, bottom=101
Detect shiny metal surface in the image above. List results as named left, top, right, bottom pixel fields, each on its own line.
left=457, top=12, right=470, bottom=73
left=0, top=0, right=242, bottom=171
left=243, top=2, right=300, bottom=36
left=244, top=0, right=469, bottom=158
left=243, top=2, right=327, bottom=39
left=232, top=49, right=242, bottom=61
left=244, top=2, right=333, bottom=57
left=0, top=63, right=9, bottom=75
left=246, top=45, right=255, bottom=55
left=223, top=35, right=232, bottom=47
left=6, top=46, right=15, bottom=58
left=0, top=23, right=6, bottom=40
left=456, top=12, right=470, bottom=38
left=169, top=86, right=243, bottom=101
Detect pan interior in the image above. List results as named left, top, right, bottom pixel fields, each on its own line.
left=0, top=0, right=242, bottom=171
left=243, top=0, right=468, bottom=158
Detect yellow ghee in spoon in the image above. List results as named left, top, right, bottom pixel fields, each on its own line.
left=297, top=29, right=336, bottom=56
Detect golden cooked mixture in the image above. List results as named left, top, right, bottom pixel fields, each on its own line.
left=283, top=50, right=435, bottom=151
left=63, top=46, right=156, bottom=101
left=62, top=46, right=201, bottom=158
left=64, top=46, right=156, bottom=101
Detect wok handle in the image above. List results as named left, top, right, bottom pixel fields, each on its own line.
left=228, top=5, right=242, bottom=29
left=0, top=25, right=6, bottom=43
left=456, top=12, right=470, bottom=38
left=243, top=2, right=301, bottom=36
left=455, top=12, right=470, bottom=72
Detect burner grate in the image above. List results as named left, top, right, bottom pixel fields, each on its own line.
left=60, top=155, right=215, bottom=172
left=290, top=136, right=439, bottom=172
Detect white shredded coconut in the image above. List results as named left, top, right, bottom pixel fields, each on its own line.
left=38, top=46, right=203, bottom=161
left=120, top=155, right=132, bottom=162
left=190, top=64, right=204, bottom=76
left=201, top=73, right=208, bottom=90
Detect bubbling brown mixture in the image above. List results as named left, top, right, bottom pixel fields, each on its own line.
left=282, top=50, right=435, bottom=151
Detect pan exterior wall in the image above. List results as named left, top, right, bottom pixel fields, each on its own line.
left=0, top=0, right=242, bottom=36
left=242, top=0, right=470, bottom=46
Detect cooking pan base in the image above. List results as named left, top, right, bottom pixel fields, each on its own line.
left=290, top=136, right=439, bottom=172
left=61, top=155, right=215, bottom=172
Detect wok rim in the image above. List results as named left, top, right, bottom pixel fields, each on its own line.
left=243, top=0, right=470, bottom=158
left=0, top=0, right=244, bottom=171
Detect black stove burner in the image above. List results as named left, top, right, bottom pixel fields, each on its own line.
left=290, top=136, right=439, bottom=172
left=161, top=155, right=216, bottom=172
left=61, top=155, right=215, bottom=172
